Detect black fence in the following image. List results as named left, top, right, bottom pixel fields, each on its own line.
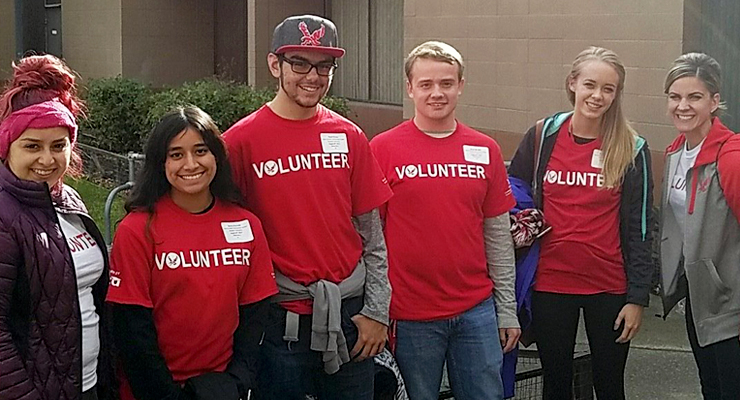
left=439, top=349, right=594, bottom=400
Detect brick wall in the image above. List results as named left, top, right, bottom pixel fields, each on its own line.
left=404, top=0, right=685, bottom=158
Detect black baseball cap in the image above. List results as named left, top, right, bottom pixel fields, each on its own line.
left=271, top=15, right=345, bottom=59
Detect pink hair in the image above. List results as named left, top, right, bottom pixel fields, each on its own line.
left=0, top=55, right=84, bottom=187
left=0, top=55, right=83, bottom=121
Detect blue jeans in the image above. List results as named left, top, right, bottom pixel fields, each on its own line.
left=395, top=296, right=504, bottom=400
left=258, top=296, right=375, bottom=400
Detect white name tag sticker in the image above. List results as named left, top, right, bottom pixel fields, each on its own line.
left=591, top=149, right=604, bottom=169
left=463, top=145, right=490, bottom=164
left=221, top=220, right=254, bottom=243
left=320, top=133, right=349, bottom=153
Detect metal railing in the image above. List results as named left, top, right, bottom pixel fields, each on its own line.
left=102, top=152, right=144, bottom=244
left=76, top=143, right=144, bottom=244
left=78, top=143, right=134, bottom=186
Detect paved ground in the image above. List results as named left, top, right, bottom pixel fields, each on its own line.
left=624, top=348, right=699, bottom=399
left=583, top=294, right=702, bottom=399
left=440, top=295, right=703, bottom=399
left=553, top=294, right=701, bottom=399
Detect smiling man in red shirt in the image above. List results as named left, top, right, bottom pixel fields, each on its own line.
left=223, top=15, right=392, bottom=400
left=371, top=41, right=520, bottom=400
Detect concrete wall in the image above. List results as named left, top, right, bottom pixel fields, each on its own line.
left=404, top=0, right=685, bottom=160
left=248, top=0, right=326, bottom=89
left=120, top=0, right=215, bottom=86
left=349, top=101, right=405, bottom=138
left=62, top=0, right=123, bottom=80
left=64, top=0, right=221, bottom=86
left=0, top=0, right=15, bottom=79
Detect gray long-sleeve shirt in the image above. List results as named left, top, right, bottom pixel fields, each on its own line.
left=353, top=208, right=391, bottom=325
left=485, top=212, right=519, bottom=329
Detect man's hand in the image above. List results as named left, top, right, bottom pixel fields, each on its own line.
left=350, top=314, right=388, bottom=361
left=499, top=328, right=521, bottom=353
left=614, top=303, right=644, bottom=343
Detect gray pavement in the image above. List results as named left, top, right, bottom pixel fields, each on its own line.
left=576, top=294, right=702, bottom=399
left=441, top=295, right=703, bottom=399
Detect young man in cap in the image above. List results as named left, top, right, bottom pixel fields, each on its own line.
left=223, top=14, right=392, bottom=400
left=370, top=41, right=520, bottom=400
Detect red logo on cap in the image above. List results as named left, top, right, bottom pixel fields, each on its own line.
left=299, top=22, right=325, bottom=46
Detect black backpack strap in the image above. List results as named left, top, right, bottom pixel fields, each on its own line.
left=532, top=119, right=545, bottom=192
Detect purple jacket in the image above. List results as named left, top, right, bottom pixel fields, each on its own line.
left=0, top=164, right=115, bottom=400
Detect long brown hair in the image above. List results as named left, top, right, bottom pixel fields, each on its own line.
left=566, top=47, right=636, bottom=188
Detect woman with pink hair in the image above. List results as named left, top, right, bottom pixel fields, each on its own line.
left=0, top=55, right=115, bottom=400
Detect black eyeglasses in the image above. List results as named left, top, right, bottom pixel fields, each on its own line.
left=279, top=55, right=338, bottom=77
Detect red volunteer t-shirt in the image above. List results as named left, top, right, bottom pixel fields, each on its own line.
left=537, top=119, right=626, bottom=294
left=371, top=120, right=515, bottom=320
left=106, top=196, right=277, bottom=388
left=223, top=105, right=392, bottom=314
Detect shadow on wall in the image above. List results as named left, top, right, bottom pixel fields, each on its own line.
left=348, top=101, right=404, bottom=139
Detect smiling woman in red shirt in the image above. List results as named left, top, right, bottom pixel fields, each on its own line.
left=106, top=106, right=277, bottom=400
left=508, top=47, right=654, bottom=400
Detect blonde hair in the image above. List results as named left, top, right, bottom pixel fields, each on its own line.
left=566, top=47, right=636, bottom=188
left=664, top=52, right=725, bottom=116
left=404, top=41, right=464, bottom=81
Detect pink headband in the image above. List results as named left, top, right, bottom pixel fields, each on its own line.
left=0, top=100, right=78, bottom=159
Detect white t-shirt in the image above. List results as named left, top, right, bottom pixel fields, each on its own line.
left=57, top=213, right=104, bottom=391
left=668, top=140, right=703, bottom=234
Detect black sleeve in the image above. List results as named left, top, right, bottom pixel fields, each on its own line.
left=226, top=298, right=272, bottom=397
left=624, top=144, right=655, bottom=307
left=507, top=125, right=537, bottom=184
left=112, top=303, right=191, bottom=400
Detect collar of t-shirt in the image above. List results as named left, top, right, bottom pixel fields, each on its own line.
left=415, top=119, right=457, bottom=139
left=193, top=197, right=217, bottom=215
left=568, top=127, right=597, bottom=145
left=682, top=139, right=703, bottom=162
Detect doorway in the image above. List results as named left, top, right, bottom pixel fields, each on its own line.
left=44, top=1, right=62, bottom=57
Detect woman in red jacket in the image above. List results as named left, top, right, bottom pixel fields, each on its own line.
left=0, top=55, right=115, bottom=400
left=660, top=52, right=740, bottom=400
left=107, top=106, right=277, bottom=400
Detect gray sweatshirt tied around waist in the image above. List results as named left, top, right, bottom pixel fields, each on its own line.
left=273, top=260, right=366, bottom=374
